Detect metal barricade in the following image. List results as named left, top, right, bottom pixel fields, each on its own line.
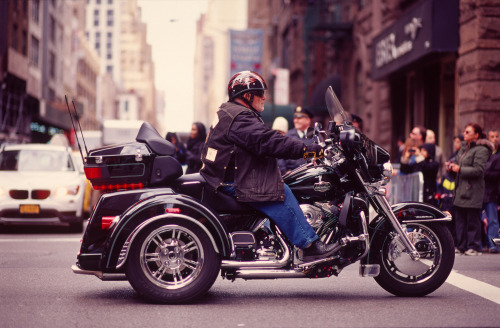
left=388, top=165, right=423, bottom=205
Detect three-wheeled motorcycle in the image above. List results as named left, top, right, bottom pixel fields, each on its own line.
left=72, top=87, right=455, bottom=303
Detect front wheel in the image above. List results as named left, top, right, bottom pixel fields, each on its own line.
left=373, top=222, right=454, bottom=297
left=126, top=219, right=221, bottom=303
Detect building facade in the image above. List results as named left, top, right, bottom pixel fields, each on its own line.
left=248, top=0, right=500, bottom=161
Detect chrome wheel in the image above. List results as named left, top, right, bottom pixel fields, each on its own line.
left=374, top=222, right=454, bottom=297
left=382, top=223, right=442, bottom=283
left=126, top=218, right=220, bottom=303
left=140, top=225, right=204, bottom=289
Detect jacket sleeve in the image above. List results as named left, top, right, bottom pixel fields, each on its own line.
left=459, top=146, right=490, bottom=178
left=228, top=111, right=305, bottom=159
left=484, top=154, right=500, bottom=181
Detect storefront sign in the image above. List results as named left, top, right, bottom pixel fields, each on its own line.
left=372, top=0, right=458, bottom=80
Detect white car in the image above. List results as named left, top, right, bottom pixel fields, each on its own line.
left=0, top=143, right=87, bottom=232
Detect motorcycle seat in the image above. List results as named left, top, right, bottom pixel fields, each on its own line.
left=174, top=174, right=252, bottom=214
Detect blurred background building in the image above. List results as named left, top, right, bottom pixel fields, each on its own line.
left=1, top=0, right=499, bottom=162
left=0, top=0, right=157, bottom=145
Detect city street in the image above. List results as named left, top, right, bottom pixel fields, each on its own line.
left=0, top=225, right=499, bottom=328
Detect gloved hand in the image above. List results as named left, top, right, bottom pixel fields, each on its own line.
left=303, top=143, right=324, bottom=160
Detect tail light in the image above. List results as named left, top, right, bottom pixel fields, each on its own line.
left=92, top=182, right=144, bottom=191
left=84, top=167, right=102, bottom=179
left=102, top=216, right=119, bottom=230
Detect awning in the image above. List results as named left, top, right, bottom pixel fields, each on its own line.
left=371, top=0, right=459, bottom=80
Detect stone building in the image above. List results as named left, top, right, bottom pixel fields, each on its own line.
left=249, top=0, right=500, bottom=160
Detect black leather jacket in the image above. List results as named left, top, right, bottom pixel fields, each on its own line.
left=200, top=102, right=306, bottom=202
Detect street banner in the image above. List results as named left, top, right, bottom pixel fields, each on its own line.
left=229, top=29, right=263, bottom=77
left=274, top=68, right=290, bottom=105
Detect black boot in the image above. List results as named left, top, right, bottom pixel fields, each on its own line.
left=303, top=239, right=337, bottom=261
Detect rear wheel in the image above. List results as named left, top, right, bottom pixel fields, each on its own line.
left=373, top=222, right=454, bottom=297
left=126, top=219, right=220, bottom=303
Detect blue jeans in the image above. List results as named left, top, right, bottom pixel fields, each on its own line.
left=221, top=184, right=318, bottom=249
left=483, top=202, right=500, bottom=250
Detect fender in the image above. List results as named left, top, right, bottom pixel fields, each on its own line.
left=361, top=201, right=451, bottom=266
left=77, top=187, right=230, bottom=271
left=114, top=213, right=220, bottom=270
left=100, top=191, right=231, bottom=269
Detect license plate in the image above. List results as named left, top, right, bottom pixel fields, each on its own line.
left=19, top=204, right=40, bottom=214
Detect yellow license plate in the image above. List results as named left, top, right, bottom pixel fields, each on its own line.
left=19, top=204, right=40, bottom=214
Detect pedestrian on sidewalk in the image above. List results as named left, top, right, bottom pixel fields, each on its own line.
left=448, top=123, right=494, bottom=256
left=482, top=129, right=500, bottom=253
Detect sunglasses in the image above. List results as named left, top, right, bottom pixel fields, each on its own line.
left=464, top=130, right=475, bottom=135
left=251, top=90, right=265, bottom=98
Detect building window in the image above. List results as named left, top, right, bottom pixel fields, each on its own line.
left=49, top=88, right=55, bottom=101
left=106, top=65, right=113, bottom=73
left=107, top=10, right=113, bottom=26
left=94, top=9, right=99, bottom=26
left=21, top=30, right=27, bottom=55
left=108, top=0, right=113, bottom=4
left=31, top=35, right=39, bottom=66
left=32, top=0, right=40, bottom=24
left=49, top=52, right=56, bottom=78
left=12, top=24, right=18, bottom=51
left=23, top=0, right=28, bottom=14
left=50, top=16, right=56, bottom=42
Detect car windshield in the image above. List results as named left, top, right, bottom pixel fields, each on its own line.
left=0, top=150, right=75, bottom=172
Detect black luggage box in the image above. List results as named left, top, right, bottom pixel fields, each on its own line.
left=84, top=142, right=155, bottom=190
left=83, top=123, right=183, bottom=191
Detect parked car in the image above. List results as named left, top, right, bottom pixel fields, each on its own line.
left=71, top=151, right=100, bottom=216
left=0, top=143, right=86, bottom=232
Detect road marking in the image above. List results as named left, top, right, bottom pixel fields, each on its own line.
left=446, top=270, right=500, bottom=305
left=0, top=238, right=80, bottom=242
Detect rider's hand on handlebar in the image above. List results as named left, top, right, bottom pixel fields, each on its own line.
left=303, top=143, right=324, bottom=160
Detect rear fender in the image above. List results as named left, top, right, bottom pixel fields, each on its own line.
left=100, top=192, right=230, bottom=269
left=114, top=213, right=220, bottom=270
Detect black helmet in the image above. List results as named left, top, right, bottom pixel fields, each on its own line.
left=228, top=70, right=268, bottom=100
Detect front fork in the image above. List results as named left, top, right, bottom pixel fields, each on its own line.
left=373, top=194, right=420, bottom=261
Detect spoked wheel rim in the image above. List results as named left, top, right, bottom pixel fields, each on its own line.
left=381, top=223, right=443, bottom=284
left=139, top=224, right=204, bottom=290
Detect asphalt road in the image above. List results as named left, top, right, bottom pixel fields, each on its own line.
left=0, top=225, right=499, bottom=328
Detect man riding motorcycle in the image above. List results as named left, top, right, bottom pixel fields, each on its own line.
left=200, top=70, right=336, bottom=260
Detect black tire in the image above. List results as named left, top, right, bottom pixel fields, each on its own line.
left=68, top=219, right=84, bottom=233
left=373, top=222, right=455, bottom=297
left=125, top=218, right=221, bottom=303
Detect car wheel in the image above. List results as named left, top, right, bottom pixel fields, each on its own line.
left=126, top=218, right=220, bottom=303
left=68, top=219, right=84, bottom=233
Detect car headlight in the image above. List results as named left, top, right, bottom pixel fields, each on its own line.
left=55, top=185, right=80, bottom=197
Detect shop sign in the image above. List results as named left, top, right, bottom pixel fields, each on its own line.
left=371, top=0, right=458, bottom=80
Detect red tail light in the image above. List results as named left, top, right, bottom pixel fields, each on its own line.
left=84, top=167, right=102, bottom=179
left=92, top=182, right=144, bottom=191
left=102, top=216, right=119, bottom=230
left=165, top=208, right=181, bottom=214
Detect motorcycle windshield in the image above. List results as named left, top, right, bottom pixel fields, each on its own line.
left=325, top=86, right=349, bottom=124
left=325, top=86, right=390, bottom=166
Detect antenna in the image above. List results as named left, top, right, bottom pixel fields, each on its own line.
left=72, top=99, right=89, bottom=157
left=65, top=95, right=86, bottom=163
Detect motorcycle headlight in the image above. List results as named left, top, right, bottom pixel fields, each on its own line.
left=55, top=185, right=80, bottom=197
left=382, top=162, right=393, bottom=184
